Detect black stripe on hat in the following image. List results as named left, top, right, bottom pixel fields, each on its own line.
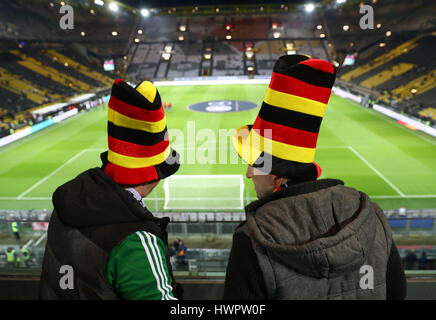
left=111, top=81, right=162, bottom=110
left=252, top=151, right=318, bottom=181
left=258, top=102, right=323, bottom=133
left=108, top=121, right=168, bottom=146
left=274, top=64, right=336, bottom=89
left=154, top=148, right=181, bottom=179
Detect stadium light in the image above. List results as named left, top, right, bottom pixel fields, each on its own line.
left=179, top=25, right=187, bottom=32
left=81, top=31, right=86, bottom=36
left=94, top=0, right=104, bottom=6
left=178, top=35, right=184, bottom=41
left=377, top=23, right=382, bottom=29
left=162, top=53, right=171, bottom=61
left=108, top=2, right=118, bottom=12
left=320, top=33, right=326, bottom=38
left=245, top=50, right=254, bottom=60
left=273, top=31, right=281, bottom=39
left=272, top=23, right=279, bottom=29
left=304, top=3, right=315, bottom=13
left=134, top=38, right=140, bottom=43
left=112, top=31, right=118, bottom=36
left=336, top=0, right=346, bottom=3
left=141, top=8, right=150, bottom=17
left=226, top=34, right=232, bottom=40
left=317, top=25, right=323, bottom=30
left=386, top=31, right=392, bottom=37
left=60, top=1, right=65, bottom=5
left=343, top=25, right=350, bottom=31
left=137, top=29, right=143, bottom=34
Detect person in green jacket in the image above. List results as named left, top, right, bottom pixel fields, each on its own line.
left=19, top=246, right=31, bottom=268
left=11, top=221, right=20, bottom=240
left=5, top=247, right=17, bottom=268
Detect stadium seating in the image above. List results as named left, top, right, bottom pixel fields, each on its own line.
left=360, top=63, right=416, bottom=89
left=340, top=38, right=419, bottom=82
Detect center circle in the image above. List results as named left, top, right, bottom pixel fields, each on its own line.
left=188, top=100, right=258, bottom=113
left=206, top=105, right=233, bottom=112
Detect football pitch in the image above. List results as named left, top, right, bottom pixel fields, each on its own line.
left=1, top=83, right=436, bottom=211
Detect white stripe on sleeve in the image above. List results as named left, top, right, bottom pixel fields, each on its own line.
left=143, top=232, right=177, bottom=300
left=136, top=231, right=166, bottom=300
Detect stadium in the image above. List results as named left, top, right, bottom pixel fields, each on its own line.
left=0, top=0, right=435, bottom=300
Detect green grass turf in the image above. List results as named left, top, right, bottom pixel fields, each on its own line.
left=1, top=83, right=436, bottom=211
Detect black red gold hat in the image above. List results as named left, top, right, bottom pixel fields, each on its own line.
left=232, top=54, right=336, bottom=181
left=101, top=79, right=179, bottom=185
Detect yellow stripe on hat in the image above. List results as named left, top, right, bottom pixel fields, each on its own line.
left=232, top=126, right=316, bottom=164
left=250, top=129, right=316, bottom=163
left=232, top=125, right=263, bottom=165
left=251, top=130, right=316, bottom=163
left=264, top=88, right=327, bottom=117
left=108, top=107, right=166, bottom=133
left=108, top=147, right=171, bottom=169
left=136, top=81, right=157, bottom=103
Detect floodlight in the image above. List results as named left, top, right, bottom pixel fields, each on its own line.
left=305, top=3, right=315, bottom=13
left=108, top=2, right=118, bottom=12
left=141, top=8, right=150, bottom=17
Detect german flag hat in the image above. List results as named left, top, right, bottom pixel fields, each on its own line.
left=101, top=79, right=180, bottom=185
left=232, top=54, right=336, bottom=181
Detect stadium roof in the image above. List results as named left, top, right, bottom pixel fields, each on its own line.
left=118, top=0, right=322, bottom=7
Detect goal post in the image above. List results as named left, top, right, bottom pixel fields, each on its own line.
left=163, top=175, right=245, bottom=210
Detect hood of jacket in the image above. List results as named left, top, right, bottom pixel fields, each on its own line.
left=245, top=179, right=380, bottom=279
left=52, top=167, right=158, bottom=228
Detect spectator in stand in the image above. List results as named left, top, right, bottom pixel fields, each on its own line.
left=225, top=54, right=406, bottom=300
left=176, top=239, right=187, bottom=266
left=405, top=249, right=418, bottom=270
left=418, top=251, right=428, bottom=270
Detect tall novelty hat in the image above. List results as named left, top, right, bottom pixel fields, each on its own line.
left=232, top=54, right=336, bottom=181
left=101, top=79, right=179, bottom=185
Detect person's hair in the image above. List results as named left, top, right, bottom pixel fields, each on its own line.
left=121, top=179, right=160, bottom=189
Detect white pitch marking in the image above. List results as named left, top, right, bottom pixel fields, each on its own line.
left=347, top=146, right=405, bottom=197
left=17, top=149, right=88, bottom=199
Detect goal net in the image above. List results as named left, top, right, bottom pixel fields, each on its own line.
left=163, top=175, right=245, bottom=210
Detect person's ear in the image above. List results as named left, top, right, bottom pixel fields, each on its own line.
left=272, top=175, right=287, bottom=189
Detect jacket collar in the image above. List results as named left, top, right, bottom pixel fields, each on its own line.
left=246, top=178, right=344, bottom=213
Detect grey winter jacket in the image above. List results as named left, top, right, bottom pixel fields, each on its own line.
left=238, top=179, right=393, bottom=299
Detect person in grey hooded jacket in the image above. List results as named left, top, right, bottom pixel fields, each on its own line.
left=225, top=54, right=406, bottom=300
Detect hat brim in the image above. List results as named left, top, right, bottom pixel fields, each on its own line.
left=232, top=125, right=321, bottom=180
left=232, top=125, right=263, bottom=166
left=101, top=148, right=180, bottom=186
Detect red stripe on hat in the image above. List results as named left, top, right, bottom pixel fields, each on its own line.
left=109, top=95, right=165, bottom=123
left=269, top=72, right=332, bottom=104
left=253, top=116, right=319, bottom=148
left=114, top=79, right=124, bottom=85
left=299, top=59, right=335, bottom=74
left=108, top=135, right=169, bottom=158
left=104, top=162, right=158, bottom=185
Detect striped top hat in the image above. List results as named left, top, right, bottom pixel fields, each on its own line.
left=101, top=79, right=180, bottom=185
left=232, top=54, right=336, bottom=181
